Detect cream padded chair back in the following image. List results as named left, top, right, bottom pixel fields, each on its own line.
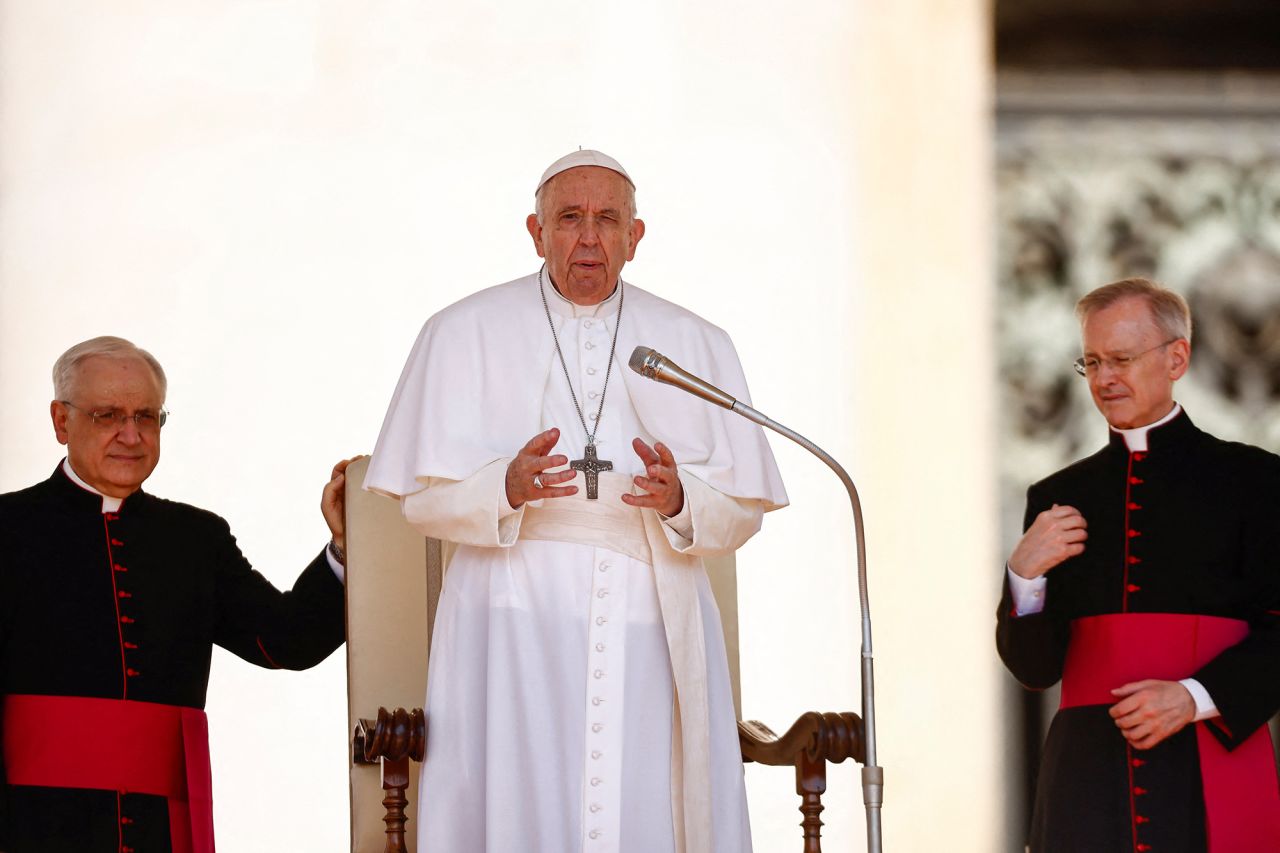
left=344, top=456, right=739, bottom=852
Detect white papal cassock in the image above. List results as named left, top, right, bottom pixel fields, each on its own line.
left=365, top=272, right=787, bottom=853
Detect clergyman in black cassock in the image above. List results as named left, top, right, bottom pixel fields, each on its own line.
left=996, top=280, right=1280, bottom=852
left=0, top=337, right=350, bottom=853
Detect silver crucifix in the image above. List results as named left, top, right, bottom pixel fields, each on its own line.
left=570, top=443, right=613, bottom=500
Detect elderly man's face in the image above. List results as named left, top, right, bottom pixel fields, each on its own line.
left=51, top=356, right=164, bottom=497
left=1080, top=297, right=1189, bottom=430
left=526, top=166, right=645, bottom=305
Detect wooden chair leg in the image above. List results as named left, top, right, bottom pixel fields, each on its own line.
left=380, top=756, right=412, bottom=853
left=797, top=748, right=828, bottom=853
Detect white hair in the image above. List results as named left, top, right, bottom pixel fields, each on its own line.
left=53, top=336, right=168, bottom=403
left=534, top=170, right=638, bottom=224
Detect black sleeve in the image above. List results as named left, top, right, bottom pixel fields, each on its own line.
left=208, top=520, right=345, bottom=671
left=1193, top=457, right=1280, bottom=749
left=995, top=484, right=1071, bottom=690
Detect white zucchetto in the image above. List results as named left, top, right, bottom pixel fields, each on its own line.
left=535, top=149, right=634, bottom=194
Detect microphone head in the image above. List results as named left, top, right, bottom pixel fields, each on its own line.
left=629, top=346, right=660, bottom=378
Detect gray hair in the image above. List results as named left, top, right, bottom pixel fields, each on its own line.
left=534, top=170, right=638, bottom=224
left=1075, top=277, right=1193, bottom=343
left=53, top=336, right=168, bottom=403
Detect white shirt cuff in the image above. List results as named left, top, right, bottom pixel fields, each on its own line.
left=1179, top=678, right=1219, bottom=721
left=1006, top=565, right=1047, bottom=616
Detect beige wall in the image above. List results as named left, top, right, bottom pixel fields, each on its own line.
left=0, top=1, right=999, bottom=850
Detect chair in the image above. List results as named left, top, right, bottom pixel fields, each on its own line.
left=344, top=457, right=863, bottom=853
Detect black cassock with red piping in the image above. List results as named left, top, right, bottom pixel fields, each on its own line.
left=0, top=466, right=345, bottom=852
left=997, top=411, right=1280, bottom=853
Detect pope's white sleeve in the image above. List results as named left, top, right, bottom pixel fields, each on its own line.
left=399, top=458, right=525, bottom=547
left=658, top=469, right=764, bottom=557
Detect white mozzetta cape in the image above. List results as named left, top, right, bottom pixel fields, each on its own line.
left=365, top=272, right=788, bottom=852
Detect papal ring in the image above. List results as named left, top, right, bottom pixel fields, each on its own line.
left=533, top=474, right=544, bottom=489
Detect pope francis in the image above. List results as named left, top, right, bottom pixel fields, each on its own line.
left=365, top=150, right=787, bottom=853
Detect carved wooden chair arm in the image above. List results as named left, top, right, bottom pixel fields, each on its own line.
left=739, top=711, right=864, bottom=767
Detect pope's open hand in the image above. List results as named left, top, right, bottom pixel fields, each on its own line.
left=506, top=428, right=578, bottom=509
left=322, top=456, right=364, bottom=553
left=1008, top=503, right=1088, bottom=579
left=1109, top=679, right=1196, bottom=750
left=621, top=438, right=684, bottom=517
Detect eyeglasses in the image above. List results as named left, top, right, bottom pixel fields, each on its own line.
left=1073, top=339, right=1180, bottom=377
left=60, top=401, right=168, bottom=431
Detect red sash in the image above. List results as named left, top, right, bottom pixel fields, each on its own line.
left=1061, top=613, right=1280, bottom=852
left=2, top=694, right=215, bottom=853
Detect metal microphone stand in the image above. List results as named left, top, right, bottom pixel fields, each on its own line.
left=729, top=399, right=883, bottom=853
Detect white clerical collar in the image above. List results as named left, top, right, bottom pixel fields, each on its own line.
left=62, top=458, right=124, bottom=513
left=544, top=273, right=622, bottom=320
left=1110, top=402, right=1182, bottom=452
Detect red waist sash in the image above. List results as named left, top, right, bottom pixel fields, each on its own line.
left=1061, top=613, right=1280, bottom=853
left=2, top=694, right=215, bottom=853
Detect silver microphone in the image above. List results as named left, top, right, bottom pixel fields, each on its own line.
left=627, top=347, right=737, bottom=410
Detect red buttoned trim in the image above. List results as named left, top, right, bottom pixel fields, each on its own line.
left=1127, top=502, right=1142, bottom=510
left=103, top=518, right=129, bottom=698
left=1128, top=529, right=1142, bottom=538
left=1137, top=845, right=1151, bottom=852
left=1127, top=584, right=1142, bottom=593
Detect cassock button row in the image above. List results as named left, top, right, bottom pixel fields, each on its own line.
left=592, top=750, right=602, bottom=759
left=592, top=723, right=603, bottom=733
left=592, top=696, right=605, bottom=706
left=590, top=803, right=603, bottom=813
left=584, top=320, right=593, bottom=328
left=587, top=367, right=597, bottom=375
left=595, top=643, right=605, bottom=652
left=590, top=830, right=601, bottom=839
left=594, top=669, right=605, bottom=679
left=597, top=589, right=609, bottom=598
left=591, top=777, right=602, bottom=787
left=585, top=341, right=596, bottom=350
left=590, top=413, right=598, bottom=421
left=588, top=391, right=598, bottom=399
left=596, top=616, right=607, bottom=625
left=599, top=562, right=610, bottom=572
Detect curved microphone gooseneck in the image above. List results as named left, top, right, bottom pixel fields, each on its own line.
left=627, top=346, right=883, bottom=853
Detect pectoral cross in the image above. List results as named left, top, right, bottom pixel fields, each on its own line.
left=570, top=443, right=613, bottom=500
